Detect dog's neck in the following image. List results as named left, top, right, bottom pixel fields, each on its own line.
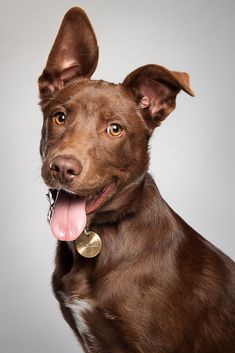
left=67, top=174, right=178, bottom=265
left=90, top=175, right=149, bottom=226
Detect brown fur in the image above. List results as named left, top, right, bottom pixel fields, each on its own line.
left=39, top=7, right=235, bottom=353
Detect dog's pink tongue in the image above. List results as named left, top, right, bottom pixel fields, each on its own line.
left=50, top=190, right=86, bottom=241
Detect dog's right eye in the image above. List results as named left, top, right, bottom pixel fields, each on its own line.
left=53, top=112, right=66, bottom=125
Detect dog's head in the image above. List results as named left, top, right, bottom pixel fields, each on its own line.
left=38, top=7, right=194, bottom=241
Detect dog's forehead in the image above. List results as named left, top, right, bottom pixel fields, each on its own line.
left=53, top=79, right=136, bottom=117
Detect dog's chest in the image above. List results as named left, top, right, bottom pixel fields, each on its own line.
left=65, top=298, right=92, bottom=334
left=63, top=295, right=117, bottom=352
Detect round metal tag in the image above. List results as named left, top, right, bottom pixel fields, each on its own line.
left=75, top=230, right=102, bottom=258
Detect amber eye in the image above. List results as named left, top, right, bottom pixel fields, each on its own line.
left=53, top=112, right=66, bottom=125
left=107, top=123, right=123, bottom=137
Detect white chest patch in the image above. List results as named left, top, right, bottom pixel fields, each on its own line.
left=64, top=297, right=96, bottom=351
left=61, top=294, right=117, bottom=352
left=66, top=299, right=92, bottom=334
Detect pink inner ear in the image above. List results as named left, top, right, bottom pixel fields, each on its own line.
left=60, top=64, right=80, bottom=80
left=45, top=64, right=81, bottom=94
left=139, top=96, right=163, bottom=118
left=137, top=77, right=176, bottom=119
left=140, top=96, right=150, bottom=109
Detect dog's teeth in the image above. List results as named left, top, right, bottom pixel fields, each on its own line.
left=47, top=205, right=53, bottom=223
left=46, top=190, right=57, bottom=223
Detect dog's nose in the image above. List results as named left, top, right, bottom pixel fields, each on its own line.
left=50, top=155, right=82, bottom=183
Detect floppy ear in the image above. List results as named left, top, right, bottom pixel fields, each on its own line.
left=123, top=64, right=194, bottom=128
left=38, top=7, right=98, bottom=106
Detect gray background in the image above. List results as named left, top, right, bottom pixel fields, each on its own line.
left=1, top=0, right=234, bottom=352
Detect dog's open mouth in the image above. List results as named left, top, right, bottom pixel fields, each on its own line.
left=47, top=183, right=114, bottom=241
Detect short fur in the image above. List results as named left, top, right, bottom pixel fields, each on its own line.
left=39, top=7, right=235, bottom=353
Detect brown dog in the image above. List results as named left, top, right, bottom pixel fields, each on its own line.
left=38, top=7, right=235, bottom=353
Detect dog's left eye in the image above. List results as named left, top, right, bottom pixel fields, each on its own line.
left=106, top=123, right=123, bottom=137
left=53, top=112, right=66, bottom=125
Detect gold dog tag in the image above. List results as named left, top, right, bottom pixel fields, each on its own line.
left=75, top=229, right=102, bottom=258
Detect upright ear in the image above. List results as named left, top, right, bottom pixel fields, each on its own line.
left=123, top=64, right=194, bottom=128
left=38, top=7, right=98, bottom=106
